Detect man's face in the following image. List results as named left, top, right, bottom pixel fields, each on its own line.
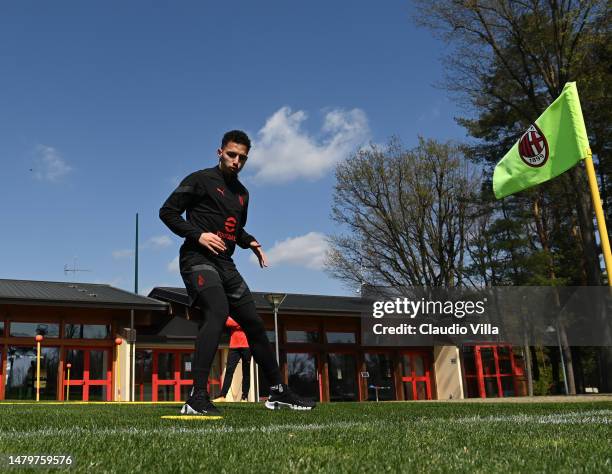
left=217, top=142, right=249, bottom=177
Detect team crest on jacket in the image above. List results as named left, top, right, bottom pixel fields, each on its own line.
left=518, top=124, right=549, bottom=168
left=224, top=216, right=237, bottom=233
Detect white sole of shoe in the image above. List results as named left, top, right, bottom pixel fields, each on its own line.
left=264, top=400, right=313, bottom=411
left=181, top=403, right=197, bottom=415
left=180, top=403, right=220, bottom=415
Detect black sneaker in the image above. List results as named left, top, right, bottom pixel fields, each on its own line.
left=265, top=384, right=316, bottom=411
left=180, top=387, right=221, bottom=415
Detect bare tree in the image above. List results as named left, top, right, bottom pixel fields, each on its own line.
left=326, top=138, right=480, bottom=290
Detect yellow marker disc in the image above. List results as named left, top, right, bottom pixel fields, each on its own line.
left=161, top=415, right=222, bottom=420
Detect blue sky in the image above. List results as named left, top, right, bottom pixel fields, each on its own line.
left=0, top=1, right=466, bottom=297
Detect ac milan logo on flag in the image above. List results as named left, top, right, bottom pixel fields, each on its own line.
left=518, top=124, right=549, bottom=168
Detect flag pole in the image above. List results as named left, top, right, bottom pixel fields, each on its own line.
left=584, top=150, right=612, bottom=286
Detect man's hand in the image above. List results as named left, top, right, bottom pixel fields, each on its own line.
left=250, top=241, right=268, bottom=268
left=198, top=232, right=226, bottom=255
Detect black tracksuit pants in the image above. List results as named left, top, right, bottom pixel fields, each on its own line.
left=181, top=253, right=282, bottom=391
left=220, top=348, right=251, bottom=398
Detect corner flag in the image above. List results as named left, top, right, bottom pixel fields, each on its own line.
left=493, top=82, right=590, bottom=199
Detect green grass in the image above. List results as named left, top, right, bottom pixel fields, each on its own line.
left=0, top=401, right=610, bottom=473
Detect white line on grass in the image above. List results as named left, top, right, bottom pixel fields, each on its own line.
left=453, top=409, right=611, bottom=425
left=1, top=410, right=609, bottom=439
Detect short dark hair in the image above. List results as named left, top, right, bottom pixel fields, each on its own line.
left=221, top=130, right=251, bottom=152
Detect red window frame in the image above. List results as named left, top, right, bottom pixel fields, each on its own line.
left=62, top=347, right=112, bottom=401
left=400, top=350, right=433, bottom=400
left=0, top=345, right=5, bottom=400
left=472, top=345, right=518, bottom=398
left=151, top=349, right=222, bottom=402
left=152, top=349, right=192, bottom=402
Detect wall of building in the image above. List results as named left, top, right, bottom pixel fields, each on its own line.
left=114, top=338, right=129, bottom=401
left=433, top=345, right=464, bottom=400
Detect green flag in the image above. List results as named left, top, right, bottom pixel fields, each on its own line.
left=493, top=82, right=590, bottom=199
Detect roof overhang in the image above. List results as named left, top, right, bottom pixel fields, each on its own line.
left=0, top=297, right=168, bottom=311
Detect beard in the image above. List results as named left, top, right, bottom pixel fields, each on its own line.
left=219, top=160, right=240, bottom=180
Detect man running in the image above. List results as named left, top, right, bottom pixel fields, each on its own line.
left=159, top=130, right=315, bottom=414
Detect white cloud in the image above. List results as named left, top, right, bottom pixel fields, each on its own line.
left=34, top=145, right=72, bottom=182
left=248, top=107, right=370, bottom=183
left=251, top=232, right=329, bottom=270
left=112, top=249, right=134, bottom=259
left=167, top=256, right=180, bottom=273
left=145, top=235, right=172, bottom=249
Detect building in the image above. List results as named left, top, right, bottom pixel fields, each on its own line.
left=0, top=279, right=528, bottom=402
left=0, top=279, right=167, bottom=401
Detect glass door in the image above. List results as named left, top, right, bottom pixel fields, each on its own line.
left=136, top=350, right=153, bottom=401
left=286, top=352, right=321, bottom=402
left=153, top=351, right=177, bottom=401
left=5, top=346, right=59, bottom=400
left=328, top=353, right=358, bottom=401
left=363, top=352, right=396, bottom=401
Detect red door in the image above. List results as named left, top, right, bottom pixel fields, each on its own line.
left=473, top=345, right=517, bottom=398
left=63, top=348, right=112, bottom=401
left=400, top=351, right=433, bottom=400
left=152, top=350, right=222, bottom=401
left=0, top=346, right=4, bottom=400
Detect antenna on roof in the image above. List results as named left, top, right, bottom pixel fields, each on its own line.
left=64, top=257, right=91, bottom=281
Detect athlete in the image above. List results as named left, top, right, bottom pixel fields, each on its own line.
left=159, top=130, right=315, bottom=414
left=214, top=316, right=251, bottom=402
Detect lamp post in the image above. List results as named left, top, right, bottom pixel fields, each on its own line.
left=265, top=293, right=287, bottom=364
left=35, top=335, right=43, bottom=401
left=545, top=325, right=569, bottom=395
left=115, top=338, right=123, bottom=402
left=66, top=363, right=72, bottom=401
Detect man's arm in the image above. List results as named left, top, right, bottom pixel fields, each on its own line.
left=159, top=174, right=203, bottom=242
left=236, top=194, right=256, bottom=249
left=159, top=173, right=227, bottom=255
left=235, top=192, right=268, bottom=267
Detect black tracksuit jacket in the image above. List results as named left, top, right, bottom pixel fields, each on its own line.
left=159, top=166, right=256, bottom=261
